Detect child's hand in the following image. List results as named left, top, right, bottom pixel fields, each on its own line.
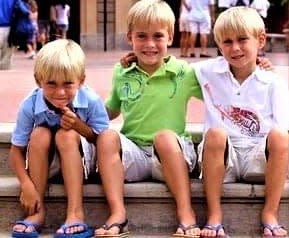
left=20, top=181, right=41, bottom=215
left=257, top=57, right=274, bottom=71
left=120, top=52, right=137, bottom=68
left=60, top=106, right=77, bottom=130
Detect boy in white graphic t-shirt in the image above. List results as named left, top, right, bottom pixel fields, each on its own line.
left=194, top=6, right=289, bottom=237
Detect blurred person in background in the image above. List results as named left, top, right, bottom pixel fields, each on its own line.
left=54, top=0, right=70, bottom=39
left=26, top=0, right=38, bottom=59
left=179, top=0, right=191, bottom=57
left=0, top=0, right=16, bottom=70
left=8, top=0, right=34, bottom=58
left=187, top=0, right=216, bottom=58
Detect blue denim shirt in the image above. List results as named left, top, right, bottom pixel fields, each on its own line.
left=12, top=85, right=109, bottom=146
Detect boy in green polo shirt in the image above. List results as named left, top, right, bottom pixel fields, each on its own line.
left=94, top=0, right=202, bottom=237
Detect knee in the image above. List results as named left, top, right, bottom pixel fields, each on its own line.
left=204, top=127, right=227, bottom=150
left=267, top=129, right=289, bottom=155
left=96, top=129, right=121, bottom=156
left=29, top=127, right=52, bottom=149
left=153, top=129, right=175, bottom=150
left=55, top=129, right=79, bottom=151
left=97, top=129, right=120, bottom=145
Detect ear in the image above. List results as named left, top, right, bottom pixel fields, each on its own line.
left=258, top=32, right=266, bottom=49
left=80, top=75, right=85, bottom=85
left=167, top=32, right=174, bottom=46
left=126, top=31, right=133, bottom=45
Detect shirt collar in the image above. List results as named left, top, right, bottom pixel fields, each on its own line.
left=121, top=55, right=179, bottom=77
left=213, top=57, right=269, bottom=84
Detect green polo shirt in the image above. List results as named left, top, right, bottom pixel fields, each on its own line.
left=106, top=55, right=202, bottom=146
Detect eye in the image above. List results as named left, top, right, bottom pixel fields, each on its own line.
left=154, top=33, right=164, bottom=39
left=238, top=36, right=248, bottom=42
left=46, top=80, right=56, bottom=86
left=63, top=81, right=75, bottom=88
left=136, top=33, right=146, bottom=39
left=223, top=39, right=233, bottom=44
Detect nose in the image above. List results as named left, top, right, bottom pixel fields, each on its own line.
left=146, top=37, right=155, bottom=47
left=231, top=41, right=241, bottom=50
left=55, top=86, right=66, bottom=96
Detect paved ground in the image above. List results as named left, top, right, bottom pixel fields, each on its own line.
left=0, top=47, right=288, bottom=124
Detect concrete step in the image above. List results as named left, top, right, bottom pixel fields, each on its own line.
left=1, top=176, right=289, bottom=236
left=1, top=123, right=289, bottom=236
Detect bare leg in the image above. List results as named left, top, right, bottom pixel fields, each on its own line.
left=190, top=33, right=197, bottom=56
left=200, top=34, right=210, bottom=56
left=55, top=129, right=85, bottom=234
left=13, top=127, right=51, bottom=232
left=94, top=129, right=127, bottom=236
left=180, top=31, right=190, bottom=57
left=261, top=129, right=288, bottom=236
left=154, top=130, right=200, bottom=237
left=180, top=31, right=186, bottom=56
left=201, top=128, right=226, bottom=237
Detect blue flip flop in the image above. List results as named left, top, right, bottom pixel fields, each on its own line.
left=11, top=220, right=40, bottom=238
left=53, top=222, right=93, bottom=238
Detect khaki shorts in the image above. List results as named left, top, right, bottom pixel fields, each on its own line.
left=0, top=27, right=13, bottom=70
left=198, top=136, right=267, bottom=183
left=189, top=19, right=211, bottom=34
left=26, top=136, right=95, bottom=179
left=179, top=16, right=190, bottom=32
left=118, top=132, right=197, bottom=182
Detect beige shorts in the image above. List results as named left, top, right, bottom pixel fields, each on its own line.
left=26, top=136, right=95, bottom=179
left=179, top=16, right=190, bottom=32
left=189, top=19, right=211, bottom=34
left=118, top=132, right=197, bottom=182
left=198, top=137, right=267, bottom=183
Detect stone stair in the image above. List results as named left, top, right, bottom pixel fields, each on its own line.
left=1, top=122, right=289, bottom=237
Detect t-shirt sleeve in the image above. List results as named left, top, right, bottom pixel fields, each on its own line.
left=11, top=98, right=35, bottom=147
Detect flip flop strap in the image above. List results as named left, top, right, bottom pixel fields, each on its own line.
left=102, top=219, right=128, bottom=233
left=15, top=220, right=39, bottom=232
left=60, top=222, right=89, bottom=234
left=178, top=223, right=199, bottom=231
left=262, top=224, right=285, bottom=231
left=203, top=224, right=224, bottom=232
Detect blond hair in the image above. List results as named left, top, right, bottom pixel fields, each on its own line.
left=214, top=6, right=265, bottom=45
left=34, top=39, right=85, bottom=84
left=127, top=0, right=175, bottom=35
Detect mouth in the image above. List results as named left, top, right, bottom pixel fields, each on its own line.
left=45, top=99, right=65, bottom=114
left=231, top=54, right=244, bottom=60
left=49, top=97, right=70, bottom=108
left=142, top=50, right=158, bottom=56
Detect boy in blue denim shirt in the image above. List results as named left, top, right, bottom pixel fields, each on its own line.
left=10, top=39, right=109, bottom=238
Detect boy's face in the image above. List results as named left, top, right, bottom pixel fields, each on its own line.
left=127, top=22, right=173, bottom=74
left=37, top=77, right=83, bottom=109
left=218, top=31, right=266, bottom=72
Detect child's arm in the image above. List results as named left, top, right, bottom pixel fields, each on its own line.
left=106, top=107, right=120, bottom=120
left=60, top=106, right=97, bottom=143
left=9, top=145, right=41, bottom=215
left=181, top=0, right=191, bottom=12
left=257, top=57, right=274, bottom=71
